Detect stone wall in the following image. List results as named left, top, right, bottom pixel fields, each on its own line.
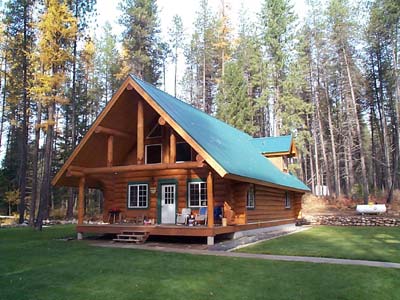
left=302, top=215, right=400, bottom=227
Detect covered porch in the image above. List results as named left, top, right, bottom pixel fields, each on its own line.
left=76, top=218, right=297, bottom=245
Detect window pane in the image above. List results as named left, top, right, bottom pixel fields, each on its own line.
left=188, top=182, right=207, bottom=207
left=129, top=185, right=138, bottom=207
left=147, top=124, right=162, bottom=138
left=128, top=184, right=148, bottom=208
left=176, top=142, right=192, bottom=162
left=146, top=145, right=162, bottom=164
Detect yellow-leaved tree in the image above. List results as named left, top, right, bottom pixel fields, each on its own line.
left=31, top=0, right=77, bottom=229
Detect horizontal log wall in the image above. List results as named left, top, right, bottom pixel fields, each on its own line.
left=247, top=185, right=302, bottom=223
left=100, top=168, right=228, bottom=223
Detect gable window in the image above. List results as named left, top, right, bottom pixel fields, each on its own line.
left=188, top=181, right=207, bottom=207
left=285, top=191, right=291, bottom=208
left=128, top=183, right=148, bottom=208
left=247, top=184, right=255, bottom=208
left=147, top=123, right=162, bottom=138
left=145, top=144, right=162, bottom=164
left=176, top=142, right=192, bottom=162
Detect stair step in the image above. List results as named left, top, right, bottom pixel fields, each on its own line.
left=113, top=231, right=150, bottom=244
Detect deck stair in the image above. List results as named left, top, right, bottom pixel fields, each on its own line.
left=113, top=231, right=150, bottom=244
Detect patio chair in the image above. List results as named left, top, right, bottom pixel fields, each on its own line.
left=195, top=207, right=207, bottom=225
left=176, top=208, right=191, bottom=225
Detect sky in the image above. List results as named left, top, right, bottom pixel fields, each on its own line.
left=95, top=0, right=308, bottom=96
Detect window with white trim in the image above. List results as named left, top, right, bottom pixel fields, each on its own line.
left=285, top=191, right=291, bottom=208
left=247, top=184, right=255, bottom=208
left=188, top=181, right=207, bottom=207
left=128, top=184, right=148, bottom=208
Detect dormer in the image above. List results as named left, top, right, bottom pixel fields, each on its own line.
left=251, top=135, right=297, bottom=173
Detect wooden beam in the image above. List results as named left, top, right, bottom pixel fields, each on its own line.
left=66, top=170, right=84, bottom=178
left=52, top=78, right=134, bottom=187
left=127, top=77, right=228, bottom=177
left=70, top=161, right=205, bottom=175
left=207, top=171, right=214, bottom=228
left=169, top=128, right=176, bottom=163
left=162, top=126, right=170, bottom=164
left=137, top=99, right=144, bottom=164
left=94, top=125, right=132, bottom=139
left=196, top=154, right=204, bottom=163
left=107, top=135, right=114, bottom=167
left=78, top=177, right=85, bottom=225
left=158, top=116, right=166, bottom=126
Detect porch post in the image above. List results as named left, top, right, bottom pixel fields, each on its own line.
left=107, top=135, right=114, bottom=167
left=207, top=171, right=214, bottom=228
left=169, top=128, right=176, bottom=163
left=77, top=176, right=85, bottom=240
left=137, top=99, right=144, bottom=164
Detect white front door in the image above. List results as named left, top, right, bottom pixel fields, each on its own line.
left=161, top=184, right=176, bottom=224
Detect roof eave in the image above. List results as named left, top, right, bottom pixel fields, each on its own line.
left=224, top=173, right=310, bottom=193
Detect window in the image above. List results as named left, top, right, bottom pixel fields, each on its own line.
left=145, top=144, right=162, bottom=164
left=176, top=142, right=192, bottom=162
left=247, top=184, right=255, bottom=208
left=188, top=181, right=207, bottom=207
left=285, top=191, right=291, bottom=208
left=128, top=184, right=148, bottom=208
left=147, top=123, right=162, bottom=138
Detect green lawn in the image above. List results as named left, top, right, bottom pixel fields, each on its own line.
left=1, top=226, right=399, bottom=300
left=237, top=226, right=400, bottom=263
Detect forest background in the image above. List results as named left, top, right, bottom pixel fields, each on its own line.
left=0, top=0, right=399, bottom=226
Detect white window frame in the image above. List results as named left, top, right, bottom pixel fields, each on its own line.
left=128, top=183, right=148, bottom=208
left=145, top=144, right=162, bottom=164
left=188, top=181, right=207, bottom=207
left=246, top=184, right=255, bottom=209
left=285, top=191, right=291, bottom=208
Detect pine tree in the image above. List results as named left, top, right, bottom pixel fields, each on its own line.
left=31, top=0, right=77, bottom=229
left=119, top=0, right=162, bottom=84
left=168, top=14, right=184, bottom=97
left=260, top=0, right=296, bottom=135
left=96, top=21, right=122, bottom=104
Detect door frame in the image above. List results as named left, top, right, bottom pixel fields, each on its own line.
left=157, top=179, right=178, bottom=224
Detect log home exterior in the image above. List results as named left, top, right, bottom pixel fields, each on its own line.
left=52, top=75, right=309, bottom=245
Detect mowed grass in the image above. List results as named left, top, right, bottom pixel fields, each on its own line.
left=237, top=226, right=400, bottom=263
left=1, top=226, right=400, bottom=300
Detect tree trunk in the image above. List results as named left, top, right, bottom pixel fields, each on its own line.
left=29, top=103, right=41, bottom=226
left=388, top=37, right=400, bottom=203
left=343, top=47, right=369, bottom=203
left=0, top=55, right=6, bottom=149
left=18, top=1, right=30, bottom=224
left=36, top=102, right=55, bottom=230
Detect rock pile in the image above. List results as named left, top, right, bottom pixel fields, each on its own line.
left=302, top=215, right=399, bottom=227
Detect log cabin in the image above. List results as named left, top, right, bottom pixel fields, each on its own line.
left=52, top=75, right=310, bottom=245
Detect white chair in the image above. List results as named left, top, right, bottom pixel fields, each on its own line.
left=176, top=208, right=191, bottom=225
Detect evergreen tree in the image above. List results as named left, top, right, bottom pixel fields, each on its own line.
left=118, top=0, right=162, bottom=84
left=31, top=0, right=77, bottom=229
left=168, top=14, right=184, bottom=97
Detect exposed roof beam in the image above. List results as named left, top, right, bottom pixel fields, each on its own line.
left=67, top=162, right=205, bottom=176
left=94, top=125, right=132, bottom=139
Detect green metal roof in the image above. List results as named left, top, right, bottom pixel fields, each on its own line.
left=251, top=135, right=293, bottom=154
left=131, top=75, right=310, bottom=192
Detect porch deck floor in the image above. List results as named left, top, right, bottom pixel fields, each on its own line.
left=77, top=218, right=295, bottom=237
